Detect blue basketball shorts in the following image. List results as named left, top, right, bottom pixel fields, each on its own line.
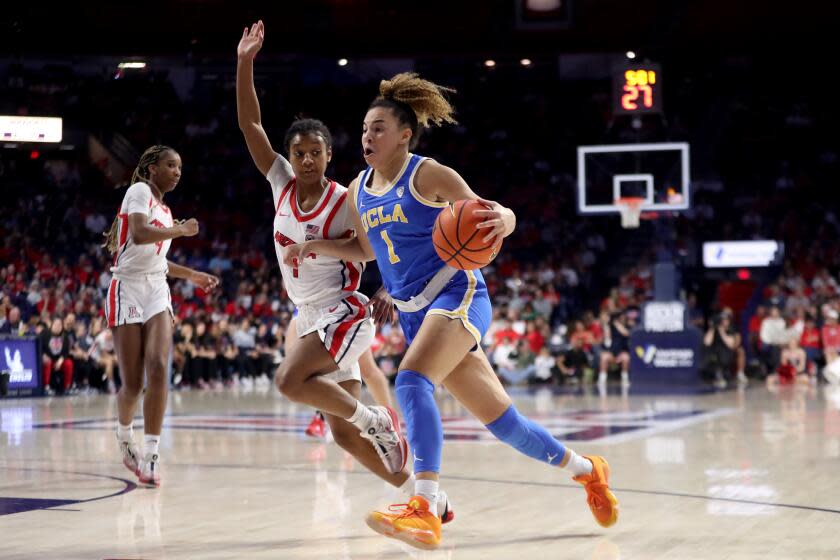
left=398, top=269, right=491, bottom=347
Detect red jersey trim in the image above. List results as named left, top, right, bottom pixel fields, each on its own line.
left=276, top=178, right=295, bottom=214
left=323, top=192, right=347, bottom=239
left=291, top=180, right=337, bottom=223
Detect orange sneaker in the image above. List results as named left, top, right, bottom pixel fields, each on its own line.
left=572, top=455, right=619, bottom=527
left=365, top=495, right=441, bottom=550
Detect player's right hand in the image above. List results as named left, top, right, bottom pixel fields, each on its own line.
left=179, top=218, right=199, bottom=237
left=370, top=286, right=395, bottom=326
left=237, top=20, right=264, bottom=59
left=282, top=243, right=308, bottom=268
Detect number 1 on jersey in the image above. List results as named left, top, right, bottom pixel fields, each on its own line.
left=380, top=230, right=400, bottom=264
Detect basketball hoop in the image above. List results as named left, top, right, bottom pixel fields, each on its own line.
left=616, top=197, right=644, bottom=229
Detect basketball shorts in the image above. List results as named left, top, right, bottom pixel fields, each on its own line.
left=295, top=293, right=374, bottom=377
left=398, top=269, right=491, bottom=347
left=105, top=274, right=172, bottom=328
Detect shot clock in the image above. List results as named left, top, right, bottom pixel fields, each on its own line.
left=613, top=63, right=662, bottom=115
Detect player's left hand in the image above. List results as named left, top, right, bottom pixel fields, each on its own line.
left=472, top=197, right=516, bottom=244
left=192, top=271, right=220, bottom=291
left=369, top=286, right=395, bottom=326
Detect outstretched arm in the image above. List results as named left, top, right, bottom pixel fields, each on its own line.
left=236, top=20, right=280, bottom=177
left=283, top=177, right=376, bottom=265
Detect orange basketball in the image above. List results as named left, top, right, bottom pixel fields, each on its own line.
left=432, top=199, right=503, bottom=270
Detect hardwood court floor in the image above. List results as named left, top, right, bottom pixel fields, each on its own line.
left=2, top=382, right=838, bottom=559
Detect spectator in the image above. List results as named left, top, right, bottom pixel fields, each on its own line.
left=533, top=347, right=556, bottom=384
left=194, top=321, right=221, bottom=388
left=254, top=322, right=279, bottom=384
left=0, top=306, right=26, bottom=336
left=173, top=322, right=197, bottom=387
left=497, top=338, right=536, bottom=385
left=90, top=318, right=117, bottom=393
left=558, top=335, right=590, bottom=384
left=821, top=309, right=840, bottom=374
left=799, top=314, right=822, bottom=368
left=232, top=318, right=257, bottom=388
left=69, top=322, right=96, bottom=392
left=598, top=311, right=632, bottom=387
left=760, top=306, right=788, bottom=372
left=768, top=338, right=809, bottom=386
left=40, top=317, right=74, bottom=394
left=492, top=335, right=517, bottom=375
left=524, top=321, right=545, bottom=353
left=747, top=305, right=767, bottom=357
left=703, top=312, right=742, bottom=388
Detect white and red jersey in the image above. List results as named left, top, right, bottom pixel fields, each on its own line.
left=110, top=182, right=174, bottom=278
left=267, top=157, right=364, bottom=307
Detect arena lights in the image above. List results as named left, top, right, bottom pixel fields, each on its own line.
left=626, top=51, right=636, bottom=60
left=117, top=61, right=147, bottom=69
left=520, top=58, right=532, bottom=67
left=337, top=58, right=348, bottom=67
left=484, top=59, right=496, bottom=68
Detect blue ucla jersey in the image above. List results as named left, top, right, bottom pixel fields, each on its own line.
left=356, top=154, right=479, bottom=300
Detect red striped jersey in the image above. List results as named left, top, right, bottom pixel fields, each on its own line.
left=110, top=182, right=174, bottom=277
left=268, top=157, right=364, bottom=306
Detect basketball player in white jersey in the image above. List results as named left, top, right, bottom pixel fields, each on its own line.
left=104, top=145, right=220, bottom=487
left=237, top=22, right=454, bottom=518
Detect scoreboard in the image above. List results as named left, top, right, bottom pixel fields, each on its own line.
left=613, top=64, right=662, bottom=115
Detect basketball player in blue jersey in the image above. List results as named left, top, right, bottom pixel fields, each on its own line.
left=285, top=73, right=619, bottom=549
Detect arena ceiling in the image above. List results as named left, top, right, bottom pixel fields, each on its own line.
left=2, top=0, right=835, bottom=58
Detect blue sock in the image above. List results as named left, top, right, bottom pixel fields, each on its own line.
left=485, top=405, right=566, bottom=466
left=395, top=370, right=442, bottom=474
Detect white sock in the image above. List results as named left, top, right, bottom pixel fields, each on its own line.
left=598, top=372, right=607, bottom=383
left=346, top=401, right=376, bottom=431
left=415, top=478, right=439, bottom=515
left=399, top=473, right=416, bottom=497
left=117, top=422, right=134, bottom=442
left=565, top=450, right=593, bottom=477
left=143, top=434, right=160, bottom=457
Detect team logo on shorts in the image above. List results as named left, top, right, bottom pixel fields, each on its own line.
left=396, top=186, right=404, bottom=198
left=128, top=306, right=140, bottom=319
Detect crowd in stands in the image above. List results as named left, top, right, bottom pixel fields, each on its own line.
left=2, top=54, right=840, bottom=394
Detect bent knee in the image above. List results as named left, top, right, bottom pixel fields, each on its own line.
left=275, top=368, right=303, bottom=400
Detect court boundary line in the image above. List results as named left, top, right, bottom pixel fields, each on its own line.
left=4, top=460, right=835, bottom=517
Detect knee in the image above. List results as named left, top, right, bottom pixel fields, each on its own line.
left=121, top=379, right=143, bottom=399
left=145, top=353, right=168, bottom=375
left=275, top=366, right=302, bottom=401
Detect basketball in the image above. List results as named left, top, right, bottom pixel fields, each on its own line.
left=432, top=199, right=503, bottom=270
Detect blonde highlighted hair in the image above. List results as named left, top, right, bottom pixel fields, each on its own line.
left=102, top=144, right=175, bottom=255
left=371, top=72, right=456, bottom=148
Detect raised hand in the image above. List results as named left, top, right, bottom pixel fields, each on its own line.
left=237, top=20, right=265, bottom=60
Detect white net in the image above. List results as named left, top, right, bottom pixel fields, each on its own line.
left=617, top=198, right=643, bottom=228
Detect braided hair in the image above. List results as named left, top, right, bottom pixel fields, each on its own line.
left=102, top=145, right=175, bottom=254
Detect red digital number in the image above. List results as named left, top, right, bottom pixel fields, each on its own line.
left=622, top=85, right=639, bottom=111
left=639, top=84, right=653, bottom=108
